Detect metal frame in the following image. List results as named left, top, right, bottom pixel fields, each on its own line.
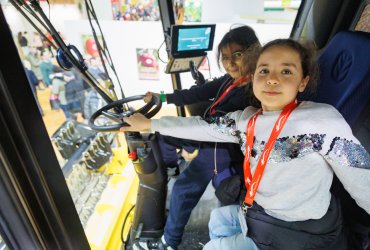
left=0, top=7, right=90, bottom=249
left=157, top=0, right=186, bottom=117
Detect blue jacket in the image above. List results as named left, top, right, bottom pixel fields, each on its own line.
left=165, top=74, right=250, bottom=118
left=165, top=74, right=250, bottom=174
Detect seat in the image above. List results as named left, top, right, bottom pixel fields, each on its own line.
left=311, top=30, right=370, bottom=249
left=314, top=31, right=370, bottom=127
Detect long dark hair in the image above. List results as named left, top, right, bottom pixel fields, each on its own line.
left=216, top=25, right=260, bottom=69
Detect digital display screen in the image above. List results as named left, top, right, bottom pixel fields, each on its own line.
left=177, top=27, right=212, bottom=52
left=170, top=24, right=215, bottom=56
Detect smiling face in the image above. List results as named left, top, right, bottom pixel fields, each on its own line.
left=252, top=45, right=309, bottom=111
left=220, top=43, right=245, bottom=80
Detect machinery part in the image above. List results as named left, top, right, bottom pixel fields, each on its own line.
left=127, top=133, right=167, bottom=245
left=189, top=60, right=205, bottom=86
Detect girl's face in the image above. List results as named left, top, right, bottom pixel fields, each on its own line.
left=220, top=43, right=245, bottom=80
left=252, top=45, right=309, bottom=111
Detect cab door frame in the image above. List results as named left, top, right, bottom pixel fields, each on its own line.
left=0, top=7, right=90, bottom=249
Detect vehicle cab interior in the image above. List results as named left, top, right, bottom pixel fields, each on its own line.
left=0, top=0, right=369, bottom=249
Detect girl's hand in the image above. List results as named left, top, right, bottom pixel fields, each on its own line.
left=120, top=113, right=152, bottom=132
left=144, top=91, right=160, bottom=103
left=181, top=149, right=199, bottom=162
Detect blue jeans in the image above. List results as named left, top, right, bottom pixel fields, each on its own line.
left=163, top=145, right=235, bottom=248
left=60, top=101, right=81, bottom=119
left=156, top=133, right=199, bottom=168
left=203, top=205, right=259, bottom=250
left=60, top=104, right=72, bottom=119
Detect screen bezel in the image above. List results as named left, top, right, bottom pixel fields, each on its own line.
left=170, top=24, right=216, bottom=57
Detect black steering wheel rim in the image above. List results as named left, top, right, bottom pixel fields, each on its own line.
left=88, top=94, right=161, bottom=132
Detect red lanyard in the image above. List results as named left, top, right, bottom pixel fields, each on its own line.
left=210, top=76, right=249, bottom=115
left=242, top=99, right=298, bottom=211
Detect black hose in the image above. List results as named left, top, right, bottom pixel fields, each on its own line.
left=121, top=204, right=136, bottom=248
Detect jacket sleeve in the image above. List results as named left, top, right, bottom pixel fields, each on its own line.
left=319, top=106, right=370, bottom=214
left=165, top=75, right=231, bottom=106
left=151, top=108, right=251, bottom=143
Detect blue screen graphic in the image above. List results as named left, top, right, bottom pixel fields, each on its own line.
left=177, top=27, right=212, bottom=52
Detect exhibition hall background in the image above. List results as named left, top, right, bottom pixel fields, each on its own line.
left=2, top=0, right=296, bottom=98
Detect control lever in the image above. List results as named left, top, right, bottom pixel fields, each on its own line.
left=97, top=133, right=112, bottom=155
left=189, top=60, right=205, bottom=86
left=66, top=121, right=81, bottom=142
left=82, top=151, right=96, bottom=170
left=51, top=138, right=63, bottom=151
left=61, top=128, right=73, bottom=141
left=67, top=121, right=75, bottom=134
left=92, top=141, right=109, bottom=157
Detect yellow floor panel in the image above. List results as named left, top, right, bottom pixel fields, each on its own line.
left=86, top=160, right=138, bottom=250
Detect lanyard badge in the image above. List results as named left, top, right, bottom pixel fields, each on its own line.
left=242, top=99, right=298, bottom=213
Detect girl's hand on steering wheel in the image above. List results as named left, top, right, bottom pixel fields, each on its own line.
left=120, top=113, right=152, bottom=132
left=144, top=92, right=160, bottom=103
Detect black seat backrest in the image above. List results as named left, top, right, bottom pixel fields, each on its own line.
left=312, top=30, right=370, bottom=249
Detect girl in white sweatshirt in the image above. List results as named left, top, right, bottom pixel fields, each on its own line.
left=121, top=39, right=369, bottom=250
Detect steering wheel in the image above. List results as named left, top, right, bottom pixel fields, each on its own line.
left=88, top=95, right=161, bottom=132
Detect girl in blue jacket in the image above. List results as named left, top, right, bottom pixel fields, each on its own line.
left=141, top=25, right=260, bottom=249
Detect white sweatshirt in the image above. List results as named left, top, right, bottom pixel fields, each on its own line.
left=152, top=101, right=370, bottom=221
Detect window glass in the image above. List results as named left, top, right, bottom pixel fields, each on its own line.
left=1, top=0, right=302, bottom=248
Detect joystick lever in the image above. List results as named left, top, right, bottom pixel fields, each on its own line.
left=189, top=60, right=205, bottom=86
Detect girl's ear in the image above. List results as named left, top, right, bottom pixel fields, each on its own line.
left=298, top=76, right=310, bottom=92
